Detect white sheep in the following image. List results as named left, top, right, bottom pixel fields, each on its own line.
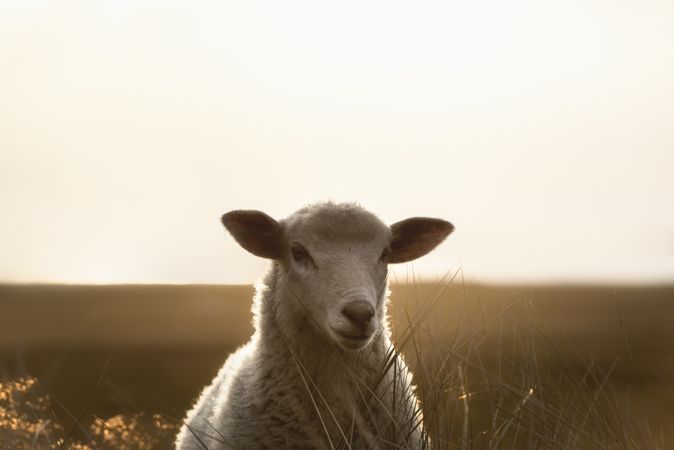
left=176, top=202, right=454, bottom=449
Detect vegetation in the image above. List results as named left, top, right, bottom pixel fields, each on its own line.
left=1, top=281, right=672, bottom=448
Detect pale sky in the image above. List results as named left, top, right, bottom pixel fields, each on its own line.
left=1, top=0, right=673, bottom=284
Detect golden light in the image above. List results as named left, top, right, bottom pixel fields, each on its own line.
left=1, top=1, right=673, bottom=283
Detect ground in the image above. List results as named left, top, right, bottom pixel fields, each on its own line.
left=1, top=283, right=673, bottom=448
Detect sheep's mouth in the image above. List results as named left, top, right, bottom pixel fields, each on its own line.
left=339, top=331, right=370, bottom=340
left=333, top=329, right=374, bottom=349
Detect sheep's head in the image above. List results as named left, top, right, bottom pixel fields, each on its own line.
left=221, top=203, right=453, bottom=351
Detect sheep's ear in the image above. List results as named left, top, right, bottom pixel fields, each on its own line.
left=388, top=217, right=454, bottom=264
left=221, top=210, right=284, bottom=259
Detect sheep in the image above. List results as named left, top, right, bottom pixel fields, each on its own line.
left=176, top=202, right=454, bottom=450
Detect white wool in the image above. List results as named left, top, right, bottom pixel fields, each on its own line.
left=176, top=202, right=452, bottom=449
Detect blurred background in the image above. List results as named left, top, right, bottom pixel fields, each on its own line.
left=2, top=0, right=674, bottom=285
left=1, top=1, right=673, bottom=448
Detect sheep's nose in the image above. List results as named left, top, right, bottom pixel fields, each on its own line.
left=342, top=301, right=375, bottom=326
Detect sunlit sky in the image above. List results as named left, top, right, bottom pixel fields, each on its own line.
left=1, top=1, right=673, bottom=284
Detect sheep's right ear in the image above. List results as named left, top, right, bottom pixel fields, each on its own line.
left=221, top=210, right=284, bottom=259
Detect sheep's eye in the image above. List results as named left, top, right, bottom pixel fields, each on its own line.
left=291, top=243, right=315, bottom=268
left=379, top=246, right=391, bottom=263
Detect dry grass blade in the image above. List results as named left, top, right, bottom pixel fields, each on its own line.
left=286, top=341, right=337, bottom=450
left=58, top=354, right=110, bottom=450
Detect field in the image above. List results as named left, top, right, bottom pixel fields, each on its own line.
left=1, top=282, right=673, bottom=448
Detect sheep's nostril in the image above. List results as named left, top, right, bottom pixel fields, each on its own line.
left=341, top=301, right=375, bottom=326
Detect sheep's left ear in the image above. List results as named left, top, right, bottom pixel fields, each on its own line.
left=388, top=217, right=454, bottom=264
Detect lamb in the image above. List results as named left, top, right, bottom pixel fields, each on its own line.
left=176, top=202, right=454, bottom=449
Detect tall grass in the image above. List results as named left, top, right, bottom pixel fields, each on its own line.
left=1, top=278, right=670, bottom=448
left=389, top=275, right=668, bottom=449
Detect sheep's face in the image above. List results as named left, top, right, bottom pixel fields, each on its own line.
left=282, top=214, right=392, bottom=350
left=221, top=203, right=454, bottom=351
